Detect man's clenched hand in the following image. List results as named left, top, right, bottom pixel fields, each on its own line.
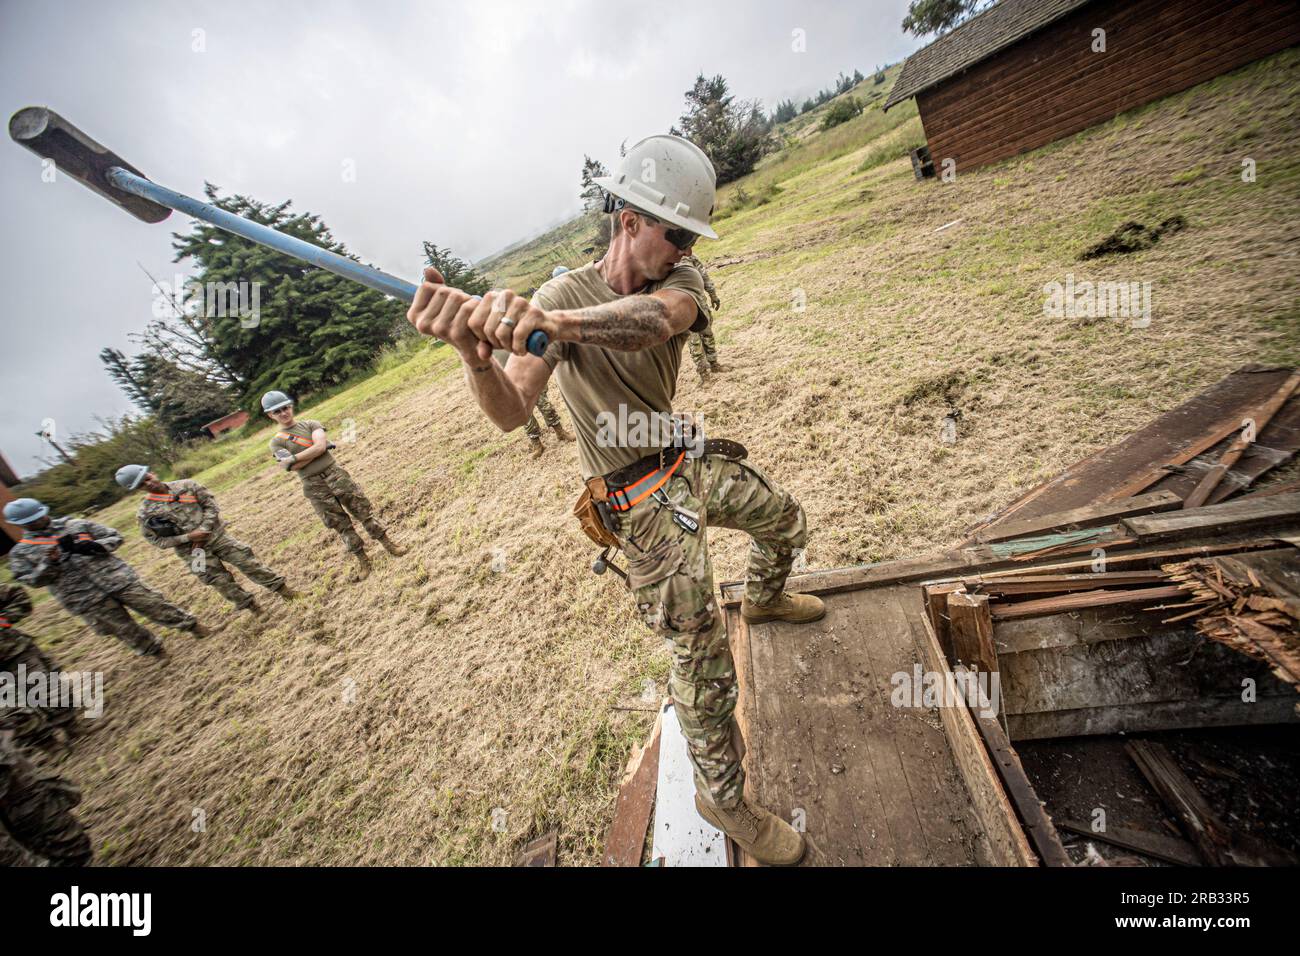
left=407, top=268, right=558, bottom=363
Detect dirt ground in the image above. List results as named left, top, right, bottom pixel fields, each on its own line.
left=14, top=48, right=1300, bottom=865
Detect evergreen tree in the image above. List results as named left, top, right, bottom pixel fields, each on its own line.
left=773, top=99, right=797, bottom=124
left=422, top=242, right=492, bottom=297
left=579, top=155, right=610, bottom=211
left=170, top=185, right=407, bottom=409
left=672, top=73, right=773, bottom=185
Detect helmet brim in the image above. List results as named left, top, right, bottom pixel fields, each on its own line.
left=597, top=177, right=719, bottom=241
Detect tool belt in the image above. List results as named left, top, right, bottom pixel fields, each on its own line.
left=572, top=439, right=748, bottom=546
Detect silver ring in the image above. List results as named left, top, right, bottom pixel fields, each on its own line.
left=500, top=317, right=516, bottom=329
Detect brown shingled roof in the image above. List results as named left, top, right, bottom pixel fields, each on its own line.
left=883, top=0, right=1095, bottom=110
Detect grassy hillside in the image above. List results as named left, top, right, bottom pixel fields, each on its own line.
left=15, top=47, right=1299, bottom=865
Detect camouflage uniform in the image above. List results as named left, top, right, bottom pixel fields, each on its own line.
left=611, top=452, right=805, bottom=809
left=138, top=479, right=285, bottom=610
left=8, top=517, right=197, bottom=656
left=523, top=390, right=564, bottom=441
left=0, top=584, right=78, bottom=753
left=683, top=254, right=723, bottom=378
left=270, top=420, right=389, bottom=555
left=0, top=731, right=91, bottom=866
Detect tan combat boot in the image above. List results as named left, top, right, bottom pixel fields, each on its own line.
left=741, top=591, right=826, bottom=625
left=350, top=550, right=372, bottom=581
left=552, top=424, right=575, bottom=443
left=695, top=795, right=805, bottom=866
left=378, top=534, right=408, bottom=557
left=529, top=438, right=545, bottom=459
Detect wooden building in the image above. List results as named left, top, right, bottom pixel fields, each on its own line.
left=203, top=409, right=249, bottom=439
left=884, top=0, right=1300, bottom=174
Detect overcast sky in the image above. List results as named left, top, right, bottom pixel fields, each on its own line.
left=0, top=0, right=920, bottom=478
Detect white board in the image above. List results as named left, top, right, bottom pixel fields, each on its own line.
left=650, top=701, right=728, bottom=867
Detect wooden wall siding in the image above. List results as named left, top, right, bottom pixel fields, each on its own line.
left=916, top=0, right=1300, bottom=173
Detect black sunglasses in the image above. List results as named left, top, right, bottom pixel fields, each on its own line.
left=634, top=211, right=699, bottom=251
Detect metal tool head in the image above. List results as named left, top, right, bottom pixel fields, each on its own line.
left=8, top=107, right=171, bottom=223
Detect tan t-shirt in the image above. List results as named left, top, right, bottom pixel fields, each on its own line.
left=534, top=261, right=710, bottom=479
left=268, top=419, right=335, bottom=478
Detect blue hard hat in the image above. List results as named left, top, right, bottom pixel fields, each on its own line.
left=261, top=390, right=293, bottom=413
left=115, top=464, right=149, bottom=490
left=3, top=497, right=50, bottom=526
left=552, top=265, right=569, bottom=278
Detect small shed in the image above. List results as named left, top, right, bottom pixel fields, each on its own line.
left=203, top=409, right=250, bottom=439
left=885, top=0, right=1300, bottom=174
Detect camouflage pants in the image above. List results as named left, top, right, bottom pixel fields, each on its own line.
left=179, top=530, right=285, bottom=609
left=0, top=739, right=91, bottom=866
left=612, top=453, right=805, bottom=808
left=80, top=580, right=197, bottom=656
left=301, top=464, right=385, bottom=553
left=0, top=636, right=78, bottom=753
left=688, top=326, right=720, bottom=376
left=524, top=390, right=563, bottom=440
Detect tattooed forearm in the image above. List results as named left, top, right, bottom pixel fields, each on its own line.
left=571, top=296, right=674, bottom=351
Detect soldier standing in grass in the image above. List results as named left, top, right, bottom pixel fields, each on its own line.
left=115, top=465, right=298, bottom=615
left=683, top=253, right=725, bottom=381
left=0, top=583, right=79, bottom=753
left=261, top=391, right=406, bottom=580
left=4, top=498, right=206, bottom=658
left=407, top=135, right=821, bottom=866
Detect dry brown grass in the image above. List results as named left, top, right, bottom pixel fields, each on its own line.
left=18, top=49, right=1299, bottom=865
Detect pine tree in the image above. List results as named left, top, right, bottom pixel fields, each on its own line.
left=422, top=242, right=492, bottom=297
left=170, top=184, right=407, bottom=409
left=579, top=156, right=610, bottom=211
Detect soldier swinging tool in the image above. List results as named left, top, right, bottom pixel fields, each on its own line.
left=406, top=134, right=823, bottom=866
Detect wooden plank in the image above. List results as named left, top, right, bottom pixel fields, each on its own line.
left=910, top=612, right=1036, bottom=866
left=990, top=586, right=1187, bottom=621
left=651, top=701, right=727, bottom=867
left=1184, top=371, right=1300, bottom=508
left=601, top=711, right=662, bottom=867
left=515, top=830, right=558, bottom=867
left=1239, top=479, right=1300, bottom=501
left=1219, top=548, right=1300, bottom=603
left=977, top=570, right=1169, bottom=596
left=1123, top=492, right=1300, bottom=539
left=974, top=492, right=1182, bottom=544
left=993, top=606, right=1153, bottom=654
left=962, top=674, right=1071, bottom=867
left=719, top=534, right=1290, bottom=608
left=924, top=582, right=966, bottom=664
left=947, top=591, right=998, bottom=674
left=1007, top=694, right=1300, bottom=740
left=1126, top=740, right=1231, bottom=866
left=962, top=366, right=1298, bottom=541
left=1056, top=819, right=1201, bottom=867
left=846, top=588, right=976, bottom=865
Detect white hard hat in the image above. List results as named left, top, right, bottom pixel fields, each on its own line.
left=115, top=464, right=149, bottom=490
left=4, top=497, right=49, bottom=526
left=596, top=134, right=718, bottom=240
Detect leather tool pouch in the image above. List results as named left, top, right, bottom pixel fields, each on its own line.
left=574, top=477, right=619, bottom=548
